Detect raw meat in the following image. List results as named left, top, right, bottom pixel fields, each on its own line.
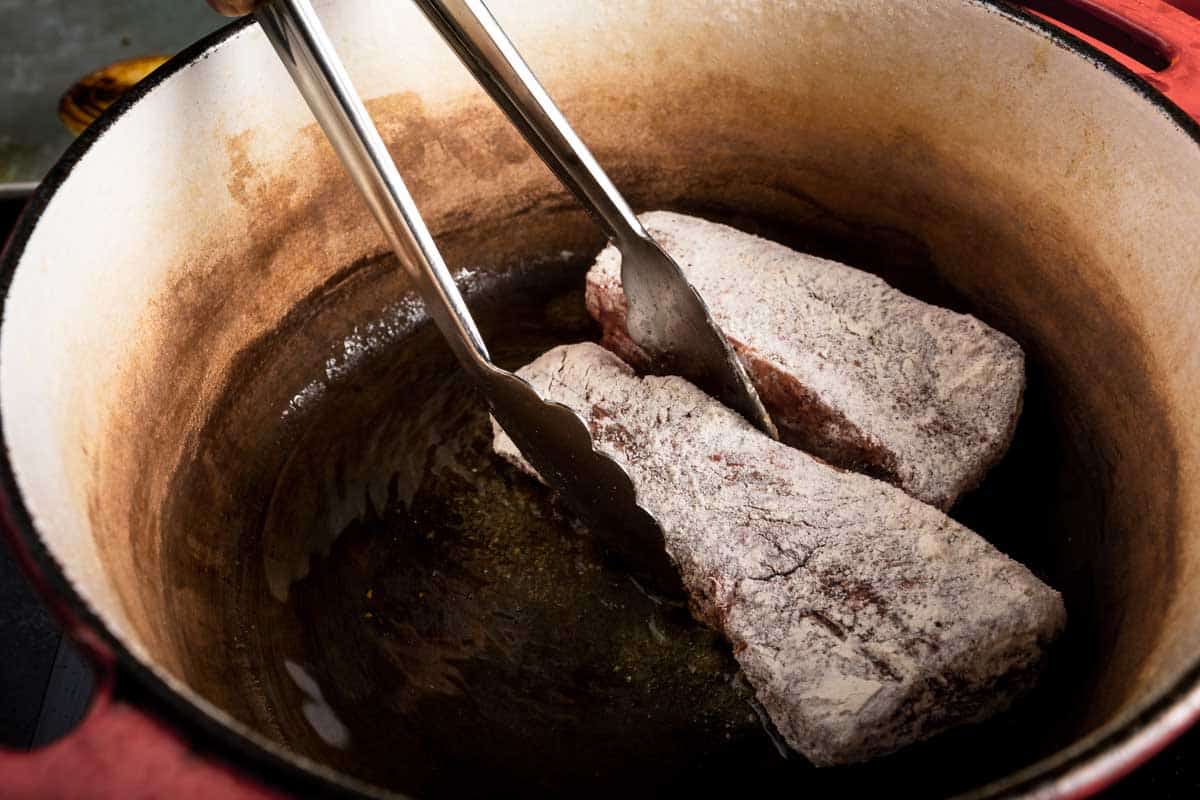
left=586, top=211, right=1024, bottom=509
left=492, top=343, right=1064, bottom=766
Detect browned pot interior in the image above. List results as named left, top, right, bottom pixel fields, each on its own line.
left=7, top=2, right=1200, bottom=798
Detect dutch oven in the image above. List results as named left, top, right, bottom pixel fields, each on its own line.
left=3, top=0, right=1200, bottom=797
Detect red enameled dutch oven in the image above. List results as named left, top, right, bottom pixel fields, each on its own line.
left=4, top=0, right=1200, bottom=796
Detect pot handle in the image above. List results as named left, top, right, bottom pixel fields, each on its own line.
left=1015, top=0, right=1200, bottom=122
left=0, top=504, right=284, bottom=797
left=0, top=646, right=285, bottom=799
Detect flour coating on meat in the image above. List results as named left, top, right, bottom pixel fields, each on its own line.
left=586, top=211, right=1025, bottom=509
left=492, top=343, right=1064, bottom=766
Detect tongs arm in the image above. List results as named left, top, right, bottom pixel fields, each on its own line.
left=255, top=0, right=493, bottom=376
left=412, top=0, right=649, bottom=250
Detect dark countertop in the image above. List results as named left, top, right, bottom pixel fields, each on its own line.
left=0, top=193, right=1195, bottom=796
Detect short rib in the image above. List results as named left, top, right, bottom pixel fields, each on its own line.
left=493, top=343, right=1064, bottom=766
left=586, top=212, right=1025, bottom=509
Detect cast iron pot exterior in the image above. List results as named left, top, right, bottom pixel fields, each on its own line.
left=3, top=0, right=1200, bottom=796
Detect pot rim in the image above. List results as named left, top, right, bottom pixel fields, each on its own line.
left=1, top=2, right=1198, bottom=798
left=0, top=21, right=383, bottom=799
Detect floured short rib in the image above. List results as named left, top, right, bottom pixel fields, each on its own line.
left=586, top=211, right=1025, bottom=509
left=492, top=343, right=1064, bottom=766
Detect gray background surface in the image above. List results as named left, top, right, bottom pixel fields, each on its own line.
left=0, top=0, right=220, bottom=184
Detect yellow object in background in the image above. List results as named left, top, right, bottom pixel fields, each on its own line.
left=58, top=55, right=170, bottom=135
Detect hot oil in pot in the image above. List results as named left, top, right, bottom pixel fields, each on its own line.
left=225, top=255, right=777, bottom=798
left=166, top=211, right=1080, bottom=798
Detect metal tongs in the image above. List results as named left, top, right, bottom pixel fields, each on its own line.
left=251, top=0, right=776, bottom=583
